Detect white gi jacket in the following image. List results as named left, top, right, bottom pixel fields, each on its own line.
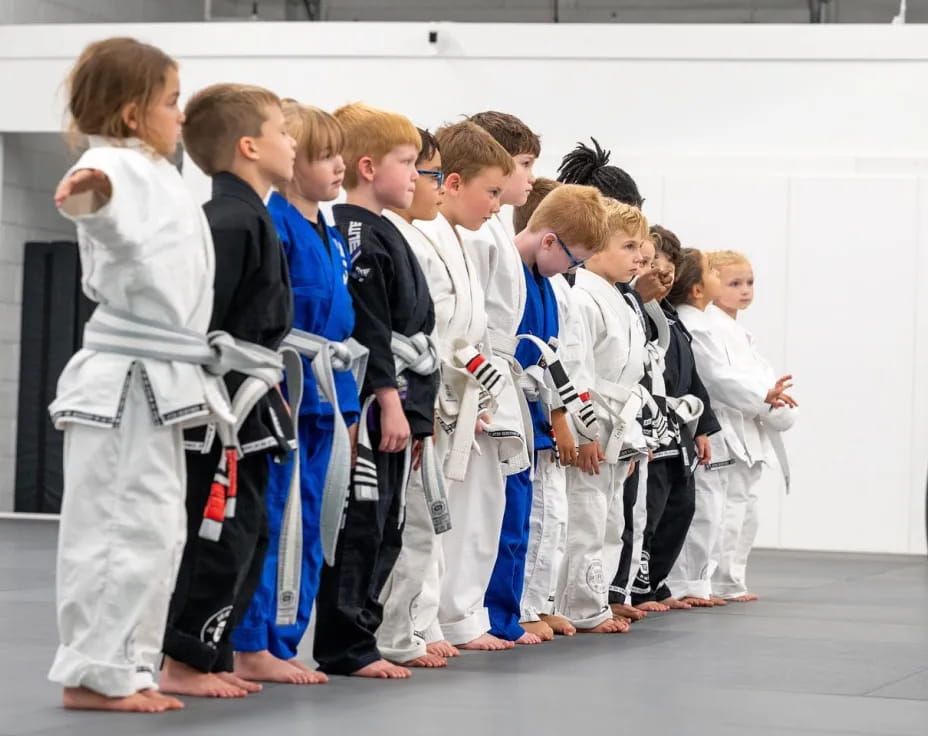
left=50, top=137, right=228, bottom=429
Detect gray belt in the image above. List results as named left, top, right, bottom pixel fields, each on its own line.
left=275, top=329, right=369, bottom=624
left=81, top=305, right=284, bottom=541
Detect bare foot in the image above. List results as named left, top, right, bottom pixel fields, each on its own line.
left=610, top=603, right=647, bottom=621
left=426, top=640, right=460, bottom=658
left=577, top=618, right=629, bottom=634
left=457, top=633, right=515, bottom=651
left=234, top=650, right=324, bottom=684
left=353, top=659, right=411, bottom=678
left=680, top=596, right=715, bottom=608
left=659, top=597, right=692, bottom=610
left=160, top=657, right=248, bottom=698
left=727, top=593, right=759, bottom=602
left=514, top=632, right=543, bottom=646
left=401, top=654, right=447, bottom=668
left=521, top=620, right=555, bottom=641
left=139, top=690, right=185, bottom=710
left=636, top=601, right=670, bottom=612
left=215, top=671, right=263, bottom=693
left=540, top=614, right=576, bottom=636
left=63, top=687, right=170, bottom=713
left=613, top=615, right=632, bottom=627
left=710, top=596, right=728, bottom=606
left=288, top=659, right=329, bottom=683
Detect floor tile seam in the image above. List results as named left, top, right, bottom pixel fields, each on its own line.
left=861, top=666, right=928, bottom=697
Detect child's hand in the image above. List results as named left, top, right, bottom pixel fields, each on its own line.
left=695, top=434, right=711, bottom=465
left=634, top=270, right=665, bottom=302
left=375, top=388, right=410, bottom=453
left=777, top=393, right=799, bottom=409
left=475, top=411, right=491, bottom=433
left=55, top=168, right=112, bottom=207
left=765, top=374, right=794, bottom=407
left=411, top=439, right=423, bottom=471
left=551, top=409, right=577, bottom=467
left=576, top=441, right=605, bottom=475
left=627, top=460, right=637, bottom=478
left=348, top=422, right=359, bottom=468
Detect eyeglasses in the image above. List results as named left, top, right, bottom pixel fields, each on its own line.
left=417, top=169, right=444, bottom=188
left=553, top=233, right=586, bottom=272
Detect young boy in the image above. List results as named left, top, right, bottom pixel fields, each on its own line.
left=376, top=128, right=459, bottom=668
left=160, top=83, right=297, bottom=698
left=315, top=103, right=439, bottom=678
left=416, top=121, right=526, bottom=653
left=231, top=102, right=361, bottom=684
left=560, top=200, right=650, bottom=632
left=506, top=183, right=610, bottom=641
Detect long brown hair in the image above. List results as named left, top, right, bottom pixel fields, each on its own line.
left=667, top=248, right=706, bottom=306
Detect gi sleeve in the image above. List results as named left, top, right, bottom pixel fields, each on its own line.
left=690, top=364, right=722, bottom=437
left=688, top=325, right=768, bottom=417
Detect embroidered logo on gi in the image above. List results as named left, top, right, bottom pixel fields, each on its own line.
left=351, top=266, right=370, bottom=282
left=200, top=605, right=233, bottom=647
left=586, top=559, right=607, bottom=594
left=347, top=221, right=363, bottom=264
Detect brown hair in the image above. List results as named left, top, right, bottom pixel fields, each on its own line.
left=417, top=128, right=440, bottom=166
left=513, top=178, right=560, bottom=234
left=603, top=198, right=649, bottom=241
left=182, top=83, right=280, bottom=176
left=333, top=102, right=420, bottom=189
left=468, top=111, right=541, bottom=157
left=282, top=99, right=344, bottom=162
left=67, top=37, right=176, bottom=143
left=526, top=184, right=610, bottom=254
left=650, top=224, right=683, bottom=269
left=668, top=248, right=706, bottom=306
left=434, top=121, right=513, bottom=182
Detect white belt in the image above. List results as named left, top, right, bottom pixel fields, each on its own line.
left=592, top=377, right=646, bottom=464
left=275, top=330, right=369, bottom=624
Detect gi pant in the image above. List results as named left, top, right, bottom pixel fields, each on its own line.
left=49, top=372, right=186, bottom=697
left=557, top=459, right=629, bottom=629
left=609, top=460, right=649, bottom=606
left=232, top=417, right=331, bottom=659
left=666, top=462, right=729, bottom=600
left=631, top=458, right=696, bottom=604
left=163, top=444, right=269, bottom=673
left=521, top=451, right=566, bottom=622
left=313, top=419, right=405, bottom=674
left=712, top=460, right=763, bottom=598
left=377, top=436, right=449, bottom=663
left=438, top=434, right=507, bottom=646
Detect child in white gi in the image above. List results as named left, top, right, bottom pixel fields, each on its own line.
left=48, top=38, right=231, bottom=713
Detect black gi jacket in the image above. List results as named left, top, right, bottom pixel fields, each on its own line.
left=185, top=172, right=295, bottom=457
left=334, top=203, right=438, bottom=439
left=659, top=300, right=721, bottom=468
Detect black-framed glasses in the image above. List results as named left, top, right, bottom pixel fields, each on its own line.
left=553, top=232, right=586, bottom=272
left=417, top=169, right=444, bottom=188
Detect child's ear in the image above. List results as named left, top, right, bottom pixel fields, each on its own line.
left=357, top=155, right=376, bottom=184
left=237, top=136, right=260, bottom=162
left=443, top=172, right=462, bottom=194
left=690, top=282, right=703, bottom=302
left=120, top=102, right=139, bottom=134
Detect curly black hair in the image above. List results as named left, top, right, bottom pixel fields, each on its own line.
left=556, top=137, right=643, bottom=208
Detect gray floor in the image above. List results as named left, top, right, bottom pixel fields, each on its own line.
left=1, top=519, right=926, bottom=736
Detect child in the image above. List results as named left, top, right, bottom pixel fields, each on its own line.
left=508, top=183, right=610, bottom=641
left=231, top=102, right=360, bottom=684
left=160, top=83, right=297, bottom=698
left=633, top=230, right=721, bottom=609
left=315, top=103, right=439, bottom=678
left=680, top=250, right=796, bottom=602
left=376, top=127, right=461, bottom=668
left=559, top=200, right=650, bottom=632
left=47, top=37, right=226, bottom=714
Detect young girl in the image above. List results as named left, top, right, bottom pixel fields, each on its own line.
left=231, top=102, right=359, bottom=685
left=705, top=250, right=797, bottom=600
left=48, top=38, right=230, bottom=712
left=674, top=250, right=795, bottom=603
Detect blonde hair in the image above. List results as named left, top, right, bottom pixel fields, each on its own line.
left=604, top=198, right=649, bottom=241
left=183, top=83, right=281, bottom=175
left=333, top=102, right=420, bottom=189
left=513, top=178, right=561, bottom=234
left=282, top=99, right=345, bottom=161
left=526, top=184, right=610, bottom=254
left=67, top=37, right=176, bottom=144
left=434, top=121, right=514, bottom=182
left=707, top=250, right=750, bottom=271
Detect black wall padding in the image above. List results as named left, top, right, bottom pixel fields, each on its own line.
left=15, top=241, right=92, bottom=513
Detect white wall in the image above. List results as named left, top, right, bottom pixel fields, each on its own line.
left=0, top=22, right=924, bottom=553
